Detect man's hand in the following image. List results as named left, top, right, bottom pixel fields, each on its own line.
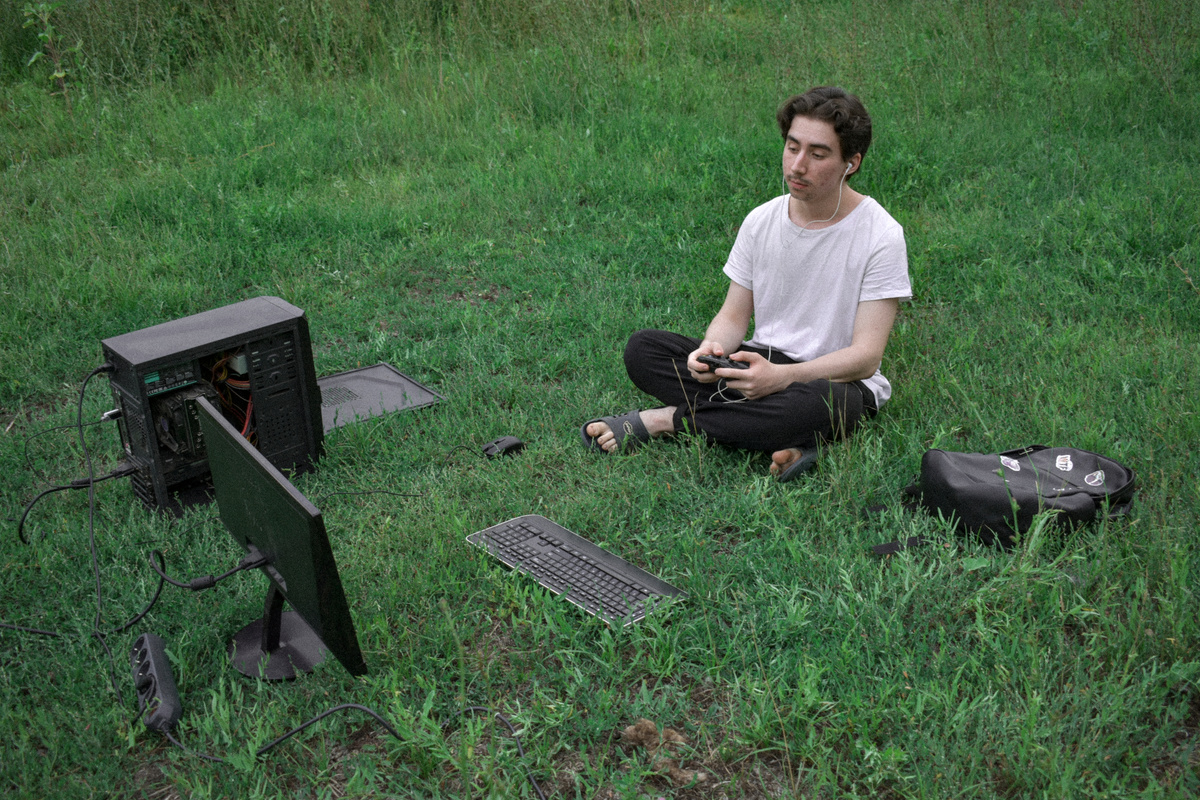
left=687, top=341, right=730, bottom=384
left=690, top=347, right=788, bottom=399
left=711, top=352, right=790, bottom=400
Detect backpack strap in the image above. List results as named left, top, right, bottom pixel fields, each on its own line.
left=867, top=482, right=927, bottom=555
left=871, top=535, right=930, bottom=555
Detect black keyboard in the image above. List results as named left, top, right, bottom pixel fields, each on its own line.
left=467, top=515, right=685, bottom=626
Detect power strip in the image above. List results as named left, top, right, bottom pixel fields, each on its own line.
left=130, top=633, right=182, bottom=732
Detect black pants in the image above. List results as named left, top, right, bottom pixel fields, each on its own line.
left=623, top=329, right=875, bottom=454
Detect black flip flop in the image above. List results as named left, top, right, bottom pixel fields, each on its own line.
left=580, top=410, right=651, bottom=452
left=777, top=448, right=818, bottom=482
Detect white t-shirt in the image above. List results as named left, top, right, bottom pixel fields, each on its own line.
left=722, top=194, right=911, bottom=406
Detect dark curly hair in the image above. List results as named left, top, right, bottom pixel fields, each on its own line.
left=776, top=87, right=872, bottom=165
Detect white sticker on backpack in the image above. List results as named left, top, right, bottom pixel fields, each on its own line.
left=1000, top=456, right=1021, bottom=471
left=1056, top=454, right=1074, bottom=472
left=1085, top=470, right=1105, bottom=487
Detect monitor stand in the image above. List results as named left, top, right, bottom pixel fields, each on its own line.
left=229, top=583, right=328, bottom=680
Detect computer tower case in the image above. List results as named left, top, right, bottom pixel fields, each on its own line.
left=101, top=296, right=325, bottom=513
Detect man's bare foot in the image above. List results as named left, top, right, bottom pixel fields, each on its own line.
left=769, top=448, right=802, bottom=477
left=584, top=407, right=676, bottom=453
left=770, top=447, right=817, bottom=481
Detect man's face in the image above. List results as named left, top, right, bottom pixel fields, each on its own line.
left=782, top=116, right=853, bottom=205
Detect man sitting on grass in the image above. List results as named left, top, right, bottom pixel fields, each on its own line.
left=581, top=86, right=912, bottom=481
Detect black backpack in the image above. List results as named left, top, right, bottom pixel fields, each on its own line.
left=872, top=445, right=1137, bottom=554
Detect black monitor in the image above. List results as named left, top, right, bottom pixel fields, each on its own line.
left=195, top=396, right=367, bottom=680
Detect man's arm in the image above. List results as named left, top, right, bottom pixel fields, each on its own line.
left=719, top=298, right=900, bottom=400
left=686, top=282, right=754, bottom=382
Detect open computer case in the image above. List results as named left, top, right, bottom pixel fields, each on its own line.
left=102, top=296, right=325, bottom=513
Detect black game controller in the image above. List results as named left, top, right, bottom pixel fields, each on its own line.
left=698, top=354, right=749, bottom=371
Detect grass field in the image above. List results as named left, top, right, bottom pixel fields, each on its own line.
left=2, top=0, right=1198, bottom=797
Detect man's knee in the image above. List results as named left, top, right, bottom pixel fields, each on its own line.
left=623, top=328, right=684, bottom=373
left=624, top=328, right=656, bottom=360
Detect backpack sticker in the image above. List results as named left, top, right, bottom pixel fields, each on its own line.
left=1000, top=456, right=1021, bottom=471
left=1056, top=454, right=1074, bottom=472
left=1085, top=470, right=1105, bottom=487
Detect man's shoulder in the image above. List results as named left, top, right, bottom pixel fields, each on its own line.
left=850, top=196, right=904, bottom=234
left=738, top=194, right=788, bottom=232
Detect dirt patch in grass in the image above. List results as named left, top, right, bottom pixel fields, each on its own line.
left=130, top=759, right=181, bottom=800
left=1151, top=684, right=1200, bottom=791
left=545, top=742, right=802, bottom=799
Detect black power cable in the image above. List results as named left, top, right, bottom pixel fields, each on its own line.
left=456, top=706, right=549, bottom=800
left=147, top=548, right=267, bottom=591
left=14, top=463, right=137, bottom=545
left=0, top=567, right=166, bottom=640
left=153, top=704, right=547, bottom=798
left=76, top=364, right=129, bottom=705
left=20, top=419, right=105, bottom=484
left=1, top=364, right=146, bottom=707
left=0, top=620, right=64, bottom=638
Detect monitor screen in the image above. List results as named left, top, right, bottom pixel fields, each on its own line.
left=195, top=396, right=366, bottom=679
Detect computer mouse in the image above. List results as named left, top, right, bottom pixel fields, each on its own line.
left=482, top=436, right=525, bottom=459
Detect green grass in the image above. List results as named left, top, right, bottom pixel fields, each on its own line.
left=2, top=0, right=1199, bottom=797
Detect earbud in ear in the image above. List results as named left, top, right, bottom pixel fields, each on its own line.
left=845, top=163, right=853, bottom=175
